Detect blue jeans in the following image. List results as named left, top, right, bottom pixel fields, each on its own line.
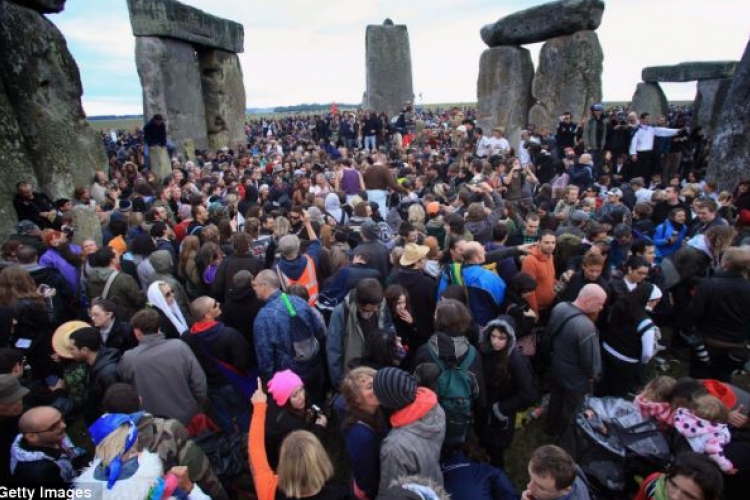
left=364, top=135, right=377, bottom=151
left=208, top=383, right=250, bottom=435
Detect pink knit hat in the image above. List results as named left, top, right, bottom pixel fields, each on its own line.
left=267, top=370, right=304, bottom=406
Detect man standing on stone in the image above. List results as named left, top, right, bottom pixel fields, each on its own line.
left=545, top=284, right=606, bottom=452
left=583, top=103, right=607, bottom=169
left=555, top=111, right=579, bottom=155
left=629, top=112, right=682, bottom=180
left=363, top=111, right=381, bottom=152
left=143, top=114, right=167, bottom=168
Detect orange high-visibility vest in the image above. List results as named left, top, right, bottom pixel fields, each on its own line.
left=278, top=254, right=319, bottom=306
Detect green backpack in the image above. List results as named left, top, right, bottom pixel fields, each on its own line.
left=429, top=345, right=477, bottom=445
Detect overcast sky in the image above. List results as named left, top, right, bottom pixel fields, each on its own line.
left=53, top=0, right=750, bottom=116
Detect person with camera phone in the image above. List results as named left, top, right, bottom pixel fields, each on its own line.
left=262, top=369, right=328, bottom=470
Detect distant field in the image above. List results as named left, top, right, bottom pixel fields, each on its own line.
left=87, top=101, right=694, bottom=132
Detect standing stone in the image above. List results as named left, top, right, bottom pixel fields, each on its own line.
left=363, top=20, right=413, bottom=117
left=183, top=138, right=196, bottom=161
left=481, top=0, right=605, bottom=47
left=71, top=206, right=102, bottom=247
left=0, top=1, right=105, bottom=200
left=528, top=31, right=603, bottom=133
left=199, top=49, right=247, bottom=152
left=630, top=82, right=669, bottom=119
left=476, top=46, right=534, bottom=152
left=693, top=78, right=733, bottom=137
left=0, top=76, right=41, bottom=240
left=707, top=38, right=750, bottom=192
left=135, top=36, right=209, bottom=153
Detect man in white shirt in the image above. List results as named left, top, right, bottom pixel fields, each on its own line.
left=487, top=126, right=511, bottom=157
left=474, top=127, right=492, bottom=158
left=629, top=112, right=681, bottom=180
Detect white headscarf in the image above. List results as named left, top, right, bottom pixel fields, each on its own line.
left=147, top=281, right=189, bottom=335
left=325, top=192, right=344, bottom=224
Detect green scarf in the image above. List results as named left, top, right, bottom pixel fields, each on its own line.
left=649, top=475, right=669, bottom=500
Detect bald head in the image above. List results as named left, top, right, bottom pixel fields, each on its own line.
left=19, top=406, right=66, bottom=447
left=573, top=284, right=607, bottom=314
left=253, top=269, right=280, bottom=301
left=462, top=241, right=486, bottom=265
left=190, top=296, right=216, bottom=320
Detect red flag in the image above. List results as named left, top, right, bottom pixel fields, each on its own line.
left=331, top=101, right=338, bottom=115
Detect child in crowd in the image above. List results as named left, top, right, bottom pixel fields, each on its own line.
left=673, top=394, right=735, bottom=473
left=634, top=375, right=677, bottom=425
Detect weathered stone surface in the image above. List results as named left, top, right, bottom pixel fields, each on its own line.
left=363, top=20, right=413, bottom=117
left=0, top=2, right=106, bottom=201
left=707, top=39, right=750, bottom=192
left=183, top=138, right=195, bottom=161
left=528, top=31, right=602, bottom=132
left=126, top=0, right=243, bottom=53
left=71, top=206, right=102, bottom=246
left=11, top=0, right=65, bottom=14
left=693, top=78, right=733, bottom=137
left=149, top=146, right=171, bottom=181
left=481, top=0, right=604, bottom=47
left=0, top=75, right=41, bottom=240
left=642, top=61, right=737, bottom=83
left=630, top=82, right=669, bottom=120
left=476, top=46, right=534, bottom=152
left=199, top=49, right=247, bottom=152
left=135, top=36, right=209, bottom=153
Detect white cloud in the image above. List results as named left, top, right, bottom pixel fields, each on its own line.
left=55, top=0, right=750, bottom=115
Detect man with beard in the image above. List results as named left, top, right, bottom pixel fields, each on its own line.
left=545, top=284, right=606, bottom=452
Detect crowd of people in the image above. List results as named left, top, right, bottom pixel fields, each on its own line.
left=0, top=102, right=749, bottom=500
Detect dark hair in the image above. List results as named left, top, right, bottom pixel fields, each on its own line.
left=230, top=231, right=252, bottom=255
left=670, top=377, right=708, bottom=409
left=446, top=213, right=465, bottom=234
left=149, top=221, right=168, bottom=239
left=89, top=247, right=116, bottom=268
left=434, top=299, right=472, bottom=337
left=109, top=218, right=128, bottom=237
left=666, top=452, right=723, bottom=500
left=492, top=222, right=509, bottom=242
left=529, top=445, right=577, bottom=491
left=355, top=278, right=383, bottom=306
left=0, top=348, right=24, bottom=373
left=625, top=255, right=649, bottom=272
left=102, top=383, right=141, bottom=413
left=440, top=285, right=468, bottom=305
left=130, top=308, right=160, bottom=334
left=130, top=233, right=156, bottom=257
left=384, top=284, right=409, bottom=314
left=70, top=327, right=102, bottom=352
left=15, top=245, right=38, bottom=264
left=398, top=221, right=415, bottom=238
left=90, top=297, right=117, bottom=316
left=631, top=239, right=655, bottom=256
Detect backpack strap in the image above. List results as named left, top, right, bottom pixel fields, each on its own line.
left=102, top=271, right=120, bottom=300
left=280, top=293, right=297, bottom=317
left=549, top=311, right=586, bottom=342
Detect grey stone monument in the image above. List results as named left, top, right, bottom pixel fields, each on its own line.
left=127, top=0, right=246, bottom=156
left=363, top=19, right=414, bottom=117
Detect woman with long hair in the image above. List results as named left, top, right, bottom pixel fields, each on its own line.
left=177, top=235, right=202, bottom=300
left=384, top=285, right=418, bottom=357
left=478, top=316, right=537, bottom=467
left=339, top=367, right=388, bottom=500
left=0, top=266, right=54, bottom=379
left=249, top=377, right=349, bottom=500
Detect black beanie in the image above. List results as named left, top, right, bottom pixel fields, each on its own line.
left=373, top=367, right=417, bottom=410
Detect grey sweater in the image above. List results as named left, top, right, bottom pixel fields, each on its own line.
left=548, top=302, right=601, bottom=393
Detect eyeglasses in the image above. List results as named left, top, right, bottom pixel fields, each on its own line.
left=30, top=417, right=64, bottom=434
left=164, top=290, right=174, bottom=298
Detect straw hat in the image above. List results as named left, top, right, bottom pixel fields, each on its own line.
left=51, top=321, right=91, bottom=359
left=399, top=243, right=430, bottom=267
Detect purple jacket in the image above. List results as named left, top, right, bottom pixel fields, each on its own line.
left=39, top=247, right=80, bottom=294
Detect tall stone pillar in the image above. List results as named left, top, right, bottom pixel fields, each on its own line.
left=476, top=46, right=534, bottom=151
left=199, top=49, right=247, bottom=152
left=363, top=19, right=413, bottom=117
left=630, top=82, right=668, bottom=119
left=528, top=31, right=603, bottom=132
left=693, top=78, right=733, bottom=137
left=135, top=36, right=209, bottom=154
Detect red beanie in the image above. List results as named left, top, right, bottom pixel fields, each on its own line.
left=702, top=379, right=737, bottom=410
